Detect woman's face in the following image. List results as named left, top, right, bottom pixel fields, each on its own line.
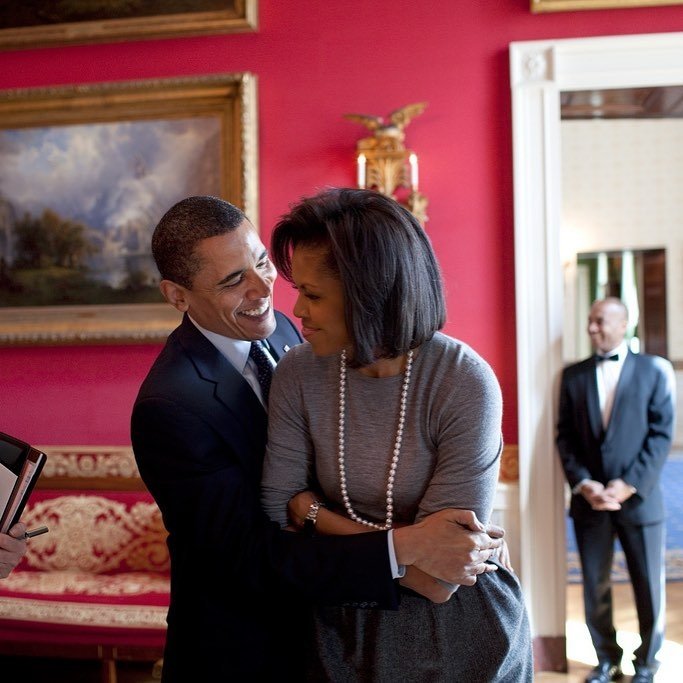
left=291, top=245, right=352, bottom=357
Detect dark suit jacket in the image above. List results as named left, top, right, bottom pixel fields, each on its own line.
left=131, top=313, right=397, bottom=681
left=556, top=350, right=674, bottom=525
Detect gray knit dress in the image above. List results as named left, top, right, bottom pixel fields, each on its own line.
left=261, top=333, right=532, bottom=682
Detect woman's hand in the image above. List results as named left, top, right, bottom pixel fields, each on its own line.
left=399, top=566, right=457, bottom=604
left=491, top=538, right=514, bottom=572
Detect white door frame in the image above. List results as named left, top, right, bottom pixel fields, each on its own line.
left=509, top=31, right=683, bottom=657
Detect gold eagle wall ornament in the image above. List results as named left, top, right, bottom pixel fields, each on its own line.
left=344, top=102, right=429, bottom=225
left=344, top=102, right=427, bottom=150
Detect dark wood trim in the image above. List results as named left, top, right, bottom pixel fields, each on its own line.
left=0, top=642, right=162, bottom=660
left=0, top=643, right=163, bottom=683
left=533, top=635, right=567, bottom=673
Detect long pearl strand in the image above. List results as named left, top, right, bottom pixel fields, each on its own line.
left=337, top=348, right=414, bottom=531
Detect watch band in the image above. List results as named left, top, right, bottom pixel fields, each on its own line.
left=303, top=500, right=323, bottom=536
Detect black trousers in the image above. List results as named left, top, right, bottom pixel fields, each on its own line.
left=574, top=514, right=665, bottom=668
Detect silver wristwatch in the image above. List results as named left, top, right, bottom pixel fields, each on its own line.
left=303, top=500, right=323, bottom=535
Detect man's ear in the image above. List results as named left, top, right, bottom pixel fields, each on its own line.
left=160, top=279, right=190, bottom=312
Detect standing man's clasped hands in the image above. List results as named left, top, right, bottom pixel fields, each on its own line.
left=578, top=477, right=637, bottom=511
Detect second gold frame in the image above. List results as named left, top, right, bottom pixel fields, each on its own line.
left=532, top=0, right=683, bottom=11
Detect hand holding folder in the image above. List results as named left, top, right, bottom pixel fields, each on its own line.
left=0, top=432, right=47, bottom=535
left=0, top=522, right=27, bottom=579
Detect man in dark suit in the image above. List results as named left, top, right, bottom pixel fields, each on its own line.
left=557, top=297, right=675, bottom=683
left=132, top=196, right=505, bottom=681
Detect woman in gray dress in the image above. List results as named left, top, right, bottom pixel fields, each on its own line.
left=261, top=188, right=532, bottom=682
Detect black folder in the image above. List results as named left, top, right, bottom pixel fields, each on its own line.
left=0, top=431, right=47, bottom=534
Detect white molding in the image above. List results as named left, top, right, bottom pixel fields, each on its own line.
left=492, top=482, right=521, bottom=573
left=509, top=31, right=683, bottom=641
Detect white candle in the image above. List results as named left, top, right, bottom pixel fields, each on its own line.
left=357, top=153, right=366, bottom=189
left=409, top=153, right=419, bottom=191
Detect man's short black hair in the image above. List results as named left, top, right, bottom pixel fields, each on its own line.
left=151, top=196, right=246, bottom=289
left=272, top=188, right=446, bottom=366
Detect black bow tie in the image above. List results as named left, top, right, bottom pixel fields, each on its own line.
left=596, top=353, right=619, bottom=362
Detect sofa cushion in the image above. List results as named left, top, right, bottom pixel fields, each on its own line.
left=15, top=490, right=170, bottom=574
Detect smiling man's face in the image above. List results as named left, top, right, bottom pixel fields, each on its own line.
left=587, top=299, right=627, bottom=353
left=163, top=220, right=277, bottom=341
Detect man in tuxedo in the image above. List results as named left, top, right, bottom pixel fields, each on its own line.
left=132, top=196, right=505, bottom=681
left=557, top=297, right=675, bottom=683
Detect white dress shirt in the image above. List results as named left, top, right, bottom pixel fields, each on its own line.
left=188, top=316, right=274, bottom=406
left=596, top=340, right=629, bottom=428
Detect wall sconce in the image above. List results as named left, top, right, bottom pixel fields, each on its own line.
left=344, top=102, right=429, bottom=225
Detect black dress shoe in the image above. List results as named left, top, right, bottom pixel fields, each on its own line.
left=584, top=661, right=623, bottom=683
left=631, top=668, right=655, bottom=683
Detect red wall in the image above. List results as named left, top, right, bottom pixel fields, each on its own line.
left=2, top=1, right=683, bottom=445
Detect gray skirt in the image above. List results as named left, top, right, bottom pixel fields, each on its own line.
left=306, top=565, right=533, bottom=683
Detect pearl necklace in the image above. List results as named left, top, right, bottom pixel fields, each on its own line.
left=337, top=348, right=414, bottom=530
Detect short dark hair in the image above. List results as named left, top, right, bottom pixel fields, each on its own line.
left=151, top=196, right=246, bottom=289
left=272, top=188, right=446, bottom=366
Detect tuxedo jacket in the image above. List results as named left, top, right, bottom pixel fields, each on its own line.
left=556, top=350, right=675, bottom=525
left=131, top=313, right=397, bottom=681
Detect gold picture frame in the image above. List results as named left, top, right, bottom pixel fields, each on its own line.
left=0, top=1, right=257, bottom=51
left=0, top=74, right=258, bottom=346
left=532, top=0, right=683, bottom=10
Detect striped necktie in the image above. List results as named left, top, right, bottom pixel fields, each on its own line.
left=249, top=341, right=274, bottom=404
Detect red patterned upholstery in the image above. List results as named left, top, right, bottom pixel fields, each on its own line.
left=15, top=490, right=169, bottom=575
left=0, top=448, right=169, bottom=680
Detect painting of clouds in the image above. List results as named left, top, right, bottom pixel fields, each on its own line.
left=0, top=116, right=221, bottom=307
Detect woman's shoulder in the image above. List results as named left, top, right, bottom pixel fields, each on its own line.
left=427, top=332, right=494, bottom=370
left=422, top=332, right=500, bottom=395
left=273, top=341, right=329, bottom=376
left=275, top=340, right=310, bottom=367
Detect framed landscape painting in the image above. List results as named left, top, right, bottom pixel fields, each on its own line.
left=0, top=74, right=258, bottom=345
left=531, top=0, right=683, bottom=10
left=0, top=1, right=257, bottom=50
